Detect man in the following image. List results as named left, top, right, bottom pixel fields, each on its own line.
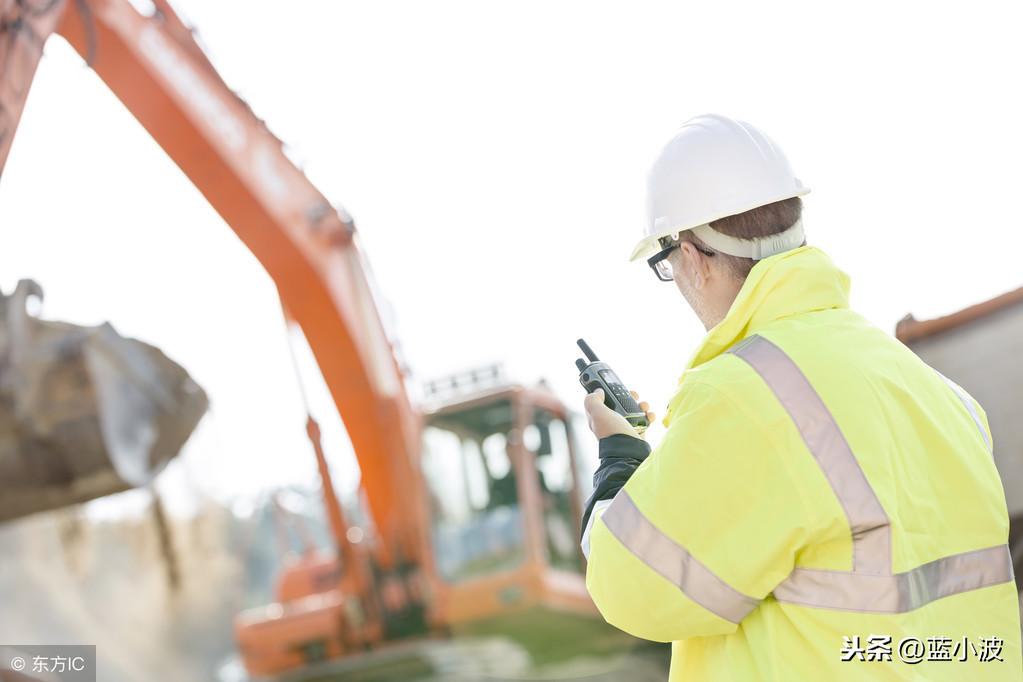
left=580, top=113, right=1022, bottom=681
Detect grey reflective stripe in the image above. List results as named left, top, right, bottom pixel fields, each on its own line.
left=774, top=544, right=1014, bottom=614
left=936, top=371, right=992, bottom=452
left=727, top=334, right=1013, bottom=614
left=600, top=489, right=760, bottom=624
left=581, top=498, right=613, bottom=560
left=728, top=335, right=891, bottom=575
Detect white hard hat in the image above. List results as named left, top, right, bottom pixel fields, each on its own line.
left=630, top=113, right=810, bottom=261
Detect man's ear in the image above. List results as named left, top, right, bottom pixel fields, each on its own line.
left=677, top=241, right=712, bottom=290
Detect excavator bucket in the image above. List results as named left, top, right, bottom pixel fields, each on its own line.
left=0, top=279, right=208, bottom=522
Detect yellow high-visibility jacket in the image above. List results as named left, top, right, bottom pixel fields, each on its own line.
left=584, top=245, right=1022, bottom=681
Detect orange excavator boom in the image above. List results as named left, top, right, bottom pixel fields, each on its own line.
left=0, top=0, right=426, bottom=569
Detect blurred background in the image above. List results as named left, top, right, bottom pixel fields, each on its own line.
left=0, top=0, right=1021, bottom=680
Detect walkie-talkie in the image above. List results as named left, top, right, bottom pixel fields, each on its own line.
left=575, top=338, right=649, bottom=434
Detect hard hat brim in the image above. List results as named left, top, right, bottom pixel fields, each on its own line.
left=629, top=186, right=811, bottom=262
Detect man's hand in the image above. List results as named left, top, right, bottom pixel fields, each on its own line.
left=583, top=389, right=656, bottom=440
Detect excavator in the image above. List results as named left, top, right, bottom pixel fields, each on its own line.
left=0, top=1, right=635, bottom=678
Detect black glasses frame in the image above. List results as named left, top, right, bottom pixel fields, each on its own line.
left=647, top=239, right=716, bottom=282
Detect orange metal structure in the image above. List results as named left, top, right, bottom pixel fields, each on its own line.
left=0, top=1, right=608, bottom=677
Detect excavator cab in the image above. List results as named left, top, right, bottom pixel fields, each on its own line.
left=236, top=371, right=615, bottom=678
left=419, top=370, right=617, bottom=660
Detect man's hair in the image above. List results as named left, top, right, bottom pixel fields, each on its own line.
left=680, top=196, right=804, bottom=280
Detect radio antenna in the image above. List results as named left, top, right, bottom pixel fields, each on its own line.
left=576, top=338, right=599, bottom=362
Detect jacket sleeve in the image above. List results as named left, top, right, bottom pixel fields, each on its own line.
left=579, top=434, right=651, bottom=555
left=584, top=378, right=813, bottom=643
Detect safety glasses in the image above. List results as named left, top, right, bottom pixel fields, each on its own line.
left=647, top=238, right=715, bottom=282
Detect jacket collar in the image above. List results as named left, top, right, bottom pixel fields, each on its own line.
left=664, top=245, right=851, bottom=424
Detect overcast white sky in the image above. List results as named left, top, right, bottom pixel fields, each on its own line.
left=1, top=0, right=1021, bottom=516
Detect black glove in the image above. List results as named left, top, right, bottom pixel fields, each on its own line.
left=580, top=434, right=651, bottom=540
